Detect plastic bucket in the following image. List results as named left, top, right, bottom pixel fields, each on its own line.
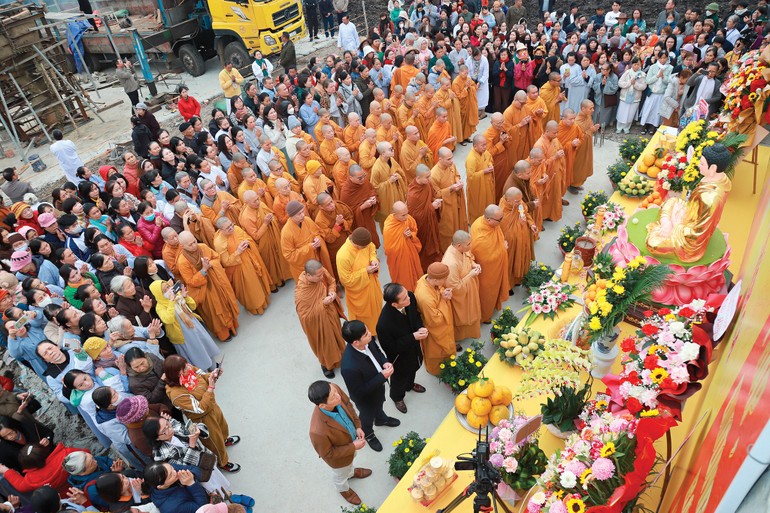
left=28, top=154, right=47, bottom=172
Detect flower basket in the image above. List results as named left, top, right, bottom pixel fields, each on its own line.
left=387, top=431, right=427, bottom=479
left=521, top=262, right=556, bottom=291
left=580, top=190, right=609, bottom=218
left=488, top=416, right=548, bottom=495
left=557, top=221, right=583, bottom=255
left=489, top=307, right=520, bottom=341
left=519, top=280, right=577, bottom=326
left=437, top=340, right=487, bottom=393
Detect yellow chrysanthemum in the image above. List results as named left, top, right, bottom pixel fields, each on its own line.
left=566, top=497, right=586, bottom=513
left=612, top=285, right=625, bottom=295
left=476, top=361, right=482, bottom=367
left=612, top=267, right=627, bottom=282
left=440, top=363, right=446, bottom=369
left=640, top=409, right=660, bottom=417
left=450, top=361, right=457, bottom=367
left=596, top=400, right=608, bottom=410
left=469, top=357, right=475, bottom=363
left=600, top=442, right=616, bottom=457
left=407, top=461, right=412, bottom=466
left=458, top=379, right=466, bottom=386
left=647, top=344, right=668, bottom=355
left=450, top=355, right=456, bottom=360
left=580, top=468, right=593, bottom=484
left=588, top=316, right=602, bottom=331
left=651, top=368, right=669, bottom=384
left=589, top=302, right=599, bottom=315
left=404, top=448, right=410, bottom=453
left=665, top=313, right=677, bottom=322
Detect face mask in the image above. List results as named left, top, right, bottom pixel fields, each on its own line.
left=705, top=10, right=712, bottom=15
left=16, top=243, right=28, bottom=252
left=69, top=226, right=84, bottom=236
left=144, top=213, right=156, bottom=222
left=288, top=107, right=295, bottom=114
left=38, top=296, right=52, bottom=308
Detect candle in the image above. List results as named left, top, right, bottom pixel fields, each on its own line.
left=594, top=207, right=606, bottom=230
left=561, top=252, right=572, bottom=282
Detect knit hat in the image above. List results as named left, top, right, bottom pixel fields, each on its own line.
left=37, top=212, right=57, bottom=228
left=350, top=227, right=371, bottom=247
left=427, top=262, right=450, bottom=280
left=135, top=102, right=148, bottom=110
left=62, top=451, right=90, bottom=475
left=705, top=2, right=719, bottom=12
left=17, top=226, right=37, bottom=239
left=116, top=395, right=149, bottom=424
left=306, top=160, right=322, bottom=176
left=287, top=115, right=301, bottom=130
left=7, top=233, right=24, bottom=247
left=196, top=504, right=228, bottom=513
left=286, top=200, right=304, bottom=217
left=8, top=251, right=32, bottom=272
left=11, top=202, right=29, bottom=218
left=83, top=337, right=108, bottom=360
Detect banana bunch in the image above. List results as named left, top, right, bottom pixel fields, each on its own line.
left=495, top=326, right=545, bottom=366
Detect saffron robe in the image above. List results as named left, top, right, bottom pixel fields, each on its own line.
left=267, top=171, right=301, bottom=197
left=239, top=202, right=292, bottom=285
left=213, top=226, right=272, bottom=314
left=533, top=135, right=566, bottom=222
left=294, top=268, right=347, bottom=370
left=162, top=243, right=181, bottom=277
left=556, top=121, right=583, bottom=197
left=441, top=244, right=481, bottom=341
left=333, top=159, right=357, bottom=190
left=524, top=97, right=547, bottom=148
left=370, top=157, right=408, bottom=224
left=343, top=124, right=365, bottom=159
left=336, top=239, right=382, bottom=335
left=375, top=125, right=403, bottom=163
left=319, top=137, right=344, bottom=168
left=314, top=119, right=343, bottom=141
left=414, top=95, right=437, bottom=141
left=272, top=191, right=307, bottom=228
left=499, top=199, right=535, bottom=286
left=294, top=150, right=327, bottom=187
left=539, top=81, right=563, bottom=128
left=314, top=201, right=354, bottom=280
left=414, top=275, right=454, bottom=376
left=527, top=158, right=547, bottom=231
left=573, top=111, right=597, bottom=187
left=339, top=177, right=381, bottom=248
left=465, top=148, right=496, bottom=223
left=430, top=163, right=468, bottom=251
left=357, top=139, right=377, bottom=175
left=502, top=103, right=532, bottom=165
left=396, top=102, right=418, bottom=139
left=433, top=87, right=464, bottom=142
left=280, top=217, right=333, bottom=281
left=452, top=75, right=479, bottom=141
left=470, top=217, right=510, bottom=322
left=407, top=179, right=442, bottom=272
left=483, top=125, right=509, bottom=201
left=303, top=173, right=336, bottom=216
left=400, top=139, right=433, bottom=184
left=200, top=191, right=243, bottom=227
left=426, top=119, right=455, bottom=162
left=382, top=214, right=423, bottom=291
left=237, top=179, right=274, bottom=210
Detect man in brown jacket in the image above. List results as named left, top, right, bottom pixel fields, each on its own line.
left=308, top=381, right=372, bottom=505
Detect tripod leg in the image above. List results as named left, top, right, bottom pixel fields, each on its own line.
left=437, top=487, right=471, bottom=513
left=492, top=490, right=515, bottom=513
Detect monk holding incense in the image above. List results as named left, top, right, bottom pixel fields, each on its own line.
left=441, top=230, right=481, bottom=343
left=336, top=227, right=383, bottom=335
left=239, top=190, right=291, bottom=288
left=339, top=164, right=380, bottom=248
left=499, top=187, right=537, bottom=288
left=414, top=262, right=455, bottom=376
left=430, top=147, right=468, bottom=251
left=407, top=164, right=443, bottom=271
left=281, top=199, right=333, bottom=281
left=465, top=135, right=496, bottom=223
left=314, top=192, right=354, bottom=281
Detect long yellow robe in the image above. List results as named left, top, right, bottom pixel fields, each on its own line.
left=302, top=173, right=336, bottom=217
left=441, top=244, right=481, bottom=340
left=414, top=275, right=454, bottom=376
left=319, top=138, right=344, bottom=168
left=200, top=191, right=243, bottom=227
left=483, top=125, right=509, bottom=201
left=357, top=140, right=377, bottom=175
left=452, top=75, right=479, bottom=141
left=433, top=87, right=464, bottom=142
left=294, top=268, right=346, bottom=370
left=499, top=199, right=535, bottom=287
left=556, top=122, right=583, bottom=197
left=176, top=244, right=239, bottom=341
left=375, top=125, right=403, bottom=164
left=502, top=103, right=531, bottom=165
left=382, top=214, right=423, bottom=291
left=573, top=111, right=596, bottom=187
left=470, top=217, right=510, bottom=322
left=400, top=139, right=433, bottom=184
left=413, top=95, right=436, bottom=141
left=465, top=148, right=496, bottom=223
left=239, top=202, right=292, bottom=285
left=280, top=217, right=333, bottom=281
left=524, top=97, right=547, bottom=147
left=365, top=113, right=381, bottom=131
left=427, top=119, right=454, bottom=162
left=528, top=158, right=547, bottom=231
left=237, top=179, right=274, bottom=209
left=314, top=201, right=354, bottom=280
left=539, top=81, right=563, bottom=128
left=162, top=243, right=181, bottom=277
left=534, top=135, right=565, bottom=222
left=343, top=124, right=365, bottom=159
left=396, top=102, right=418, bottom=139
left=370, top=157, right=408, bottom=224
left=314, top=119, right=343, bottom=141
left=336, top=239, right=382, bottom=335
left=430, top=163, right=469, bottom=251
left=272, top=191, right=307, bottom=228
left=213, top=226, right=272, bottom=314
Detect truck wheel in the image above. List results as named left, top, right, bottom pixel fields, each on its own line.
left=223, top=41, right=250, bottom=70
left=178, top=44, right=206, bottom=77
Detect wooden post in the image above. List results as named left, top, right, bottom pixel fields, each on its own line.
left=7, top=72, right=52, bottom=143
left=37, top=59, right=78, bottom=132
left=0, top=86, right=27, bottom=163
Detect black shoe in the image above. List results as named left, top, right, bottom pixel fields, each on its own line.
left=412, top=383, right=426, bottom=393
left=375, top=416, right=401, bottom=427
left=456, top=343, right=463, bottom=352
left=220, top=462, right=241, bottom=473
left=367, top=436, right=383, bottom=452
left=394, top=400, right=407, bottom=413
left=321, top=366, right=335, bottom=378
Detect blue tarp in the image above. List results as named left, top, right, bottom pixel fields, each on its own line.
left=67, top=19, right=92, bottom=73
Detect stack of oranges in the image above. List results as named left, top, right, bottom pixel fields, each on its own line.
left=583, top=279, right=609, bottom=307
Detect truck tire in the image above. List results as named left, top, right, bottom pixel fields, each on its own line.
left=178, top=44, right=206, bottom=77
left=223, top=41, right=250, bottom=70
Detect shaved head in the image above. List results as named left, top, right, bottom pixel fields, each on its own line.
left=437, top=147, right=453, bottom=159
left=415, top=164, right=431, bottom=177
left=304, top=259, right=324, bottom=274
left=514, top=160, right=531, bottom=174
left=452, top=230, right=471, bottom=244
left=392, top=201, right=408, bottom=215
left=505, top=187, right=523, bottom=200
left=514, top=90, right=527, bottom=102
left=484, top=204, right=502, bottom=219
left=529, top=147, right=544, bottom=159
left=178, top=231, right=196, bottom=245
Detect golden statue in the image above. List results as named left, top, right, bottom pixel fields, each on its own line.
left=646, top=144, right=733, bottom=263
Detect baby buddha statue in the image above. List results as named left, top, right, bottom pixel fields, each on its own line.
left=646, top=143, right=733, bottom=263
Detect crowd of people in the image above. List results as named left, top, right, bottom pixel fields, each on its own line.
left=0, top=0, right=763, bottom=509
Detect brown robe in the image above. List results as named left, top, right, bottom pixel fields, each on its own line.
left=470, top=217, right=510, bottom=322
left=430, top=163, right=468, bottom=251
left=407, top=179, right=442, bottom=272
left=339, top=176, right=381, bottom=248
left=239, top=202, right=292, bottom=286
left=573, top=111, right=597, bottom=187
left=314, top=201, right=354, bottom=281
left=213, top=226, right=272, bottom=314
left=294, top=269, right=347, bottom=369
left=499, top=199, right=535, bottom=286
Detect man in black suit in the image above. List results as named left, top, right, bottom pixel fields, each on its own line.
left=376, top=283, right=427, bottom=415
left=340, top=320, right=400, bottom=452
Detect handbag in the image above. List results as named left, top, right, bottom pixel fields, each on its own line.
left=603, top=92, right=618, bottom=107
left=197, top=451, right=217, bottom=482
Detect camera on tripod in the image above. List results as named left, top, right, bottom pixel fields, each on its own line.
left=454, top=437, right=500, bottom=495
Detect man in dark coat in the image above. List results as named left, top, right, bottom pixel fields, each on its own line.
left=134, top=102, right=160, bottom=139
left=279, top=32, right=297, bottom=70
left=131, top=116, right=153, bottom=158
left=304, top=0, right=320, bottom=41
left=375, top=283, right=426, bottom=415
left=339, top=320, right=399, bottom=452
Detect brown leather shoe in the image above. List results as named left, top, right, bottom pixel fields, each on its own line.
left=352, top=467, right=372, bottom=479
left=562, top=199, right=570, bottom=206
left=340, top=489, right=361, bottom=505
left=394, top=400, right=407, bottom=413
left=412, top=383, right=426, bottom=393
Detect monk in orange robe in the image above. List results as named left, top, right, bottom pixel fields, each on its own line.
left=539, top=72, right=567, bottom=128
left=302, top=160, right=335, bottom=216
left=365, top=101, right=383, bottom=131
left=400, top=125, right=433, bottom=183
left=357, top=129, right=378, bottom=175
left=370, top=141, right=407, bottom=227
left=526, top=148, right=548, bottom=231
left=266, top=163, right=301, bottom=197
left=431, top=147, right=468, bottom=251
left=452, top=65, right=479, bottom=142
left=199, top=179, right=243, bottom=226
left=426, top=107, right=457, bottom=162
left=383, top=201, right=423, bottom=291
left=332, top=148, right=356, bottom=189
left=343, top=112, right=365, bottom=159
left=503, top=90, right=535, bottom=166
left=388, top=84, right=404, bottom=120
left=239, top=190, right=292, bottom=287
left=293, top=140, right=327, bottom=187
left=375, top=114, right=403, bottom=163
left=392, top=53, right=419, bottom=91
left=441, top=230, right=481, bottom=341
left=226, top=153, right=250, bottom=196
left=414, top=84, right=438, bottom=141
left=414, top=262, right=455, bottom=375
left=499, top=187, right=537, bottom=286
left=483, top=113, right=510, bottom=200
left=465, top=135, right=496, bottom=223
left=161, top=227, right=182, bottom=276
left=171, top=203, right=217, bottom=247
left=280, top=200, right=333, bottom=281
left=407, top=164, right=443, bottom=272
left=270, top=177, right=307, bottom=228
left=314, top=192, right=354, bottom=281
left=213, top=217, right=272, bottom=314
left=339, top=164, right=380, bottom=248
left=237, top=167, right=274, bottom=209
left=294, top=259, right=346, bottom=374
left=470, top=205, right=510, bottom=322
left=336, top=228, right=382, bottom=335
left=524, top=85, right=547, bottom=148
left=434, top=77, right=464, bottom=143
left=313, top=109, right=344, bottom=140
left=534, top=121, right=567, bottom=222
left=395, top=92, right=418, bottom=139
left=258, top=136, right=290, bottom=174
left=556, top=108, right=583, bottom=198
left=318, top=125, right=345, bottom=170
left=176, top=231, right=239, bottom=341
left=572, top=100, right=599, bottom=189
left=373, top=88, right=391, bottom=121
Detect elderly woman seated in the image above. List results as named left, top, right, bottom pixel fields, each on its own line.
left=105, top=316, right=164, bottom=355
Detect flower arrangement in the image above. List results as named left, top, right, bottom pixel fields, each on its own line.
left=657, top=152, right=689, bottom=192
left=582, top=256, right=672, bottom=345
left=437, top=340, right=488, bottom=393
left=557, top=222, right=583, bottom=253
left=720, top=50, right=770, bottom=129
left=619, top=136, right=649, bottom=163
left=585, top=202, right=625, bottom=233
left=522, top=261, right=556, bottom=291
left=580, top=190, right=609, bottom=218
left=575, top=393, right=611, bottom=431
left=607, top=160, right=631, bottom=186
left=490, top=307, right=520, bottom=342
left=541, top=380, right=593, bottom=434
left=387, top=431, right=428, bottom=479
left=488, top=416, right=548, bottom=493
left=603, top=302, right=713, bottom=419
left=591, top=252, right=615, bottom=280
left=341, top=505, right=377, bottom=513
left=520, top=280, right=577, bottom=326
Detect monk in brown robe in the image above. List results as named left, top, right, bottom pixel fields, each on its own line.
left=527, top=148, right=548, bottom=231
left=426, top=107, right=457, bottom=162
left=483, top=113, right=510, bottom=201
left=336, top=228, right=382, bottom=335
left=503, top=91, right=535, bottom=166
left=572, top=99, right=599, bottom=190
left=466, top=135, right=496, bottom=223
left=357, top=129, right=378, bottom=175
left=370, top=141, right=407, bottom=228
left=396, top=91, right=418, bottom=139
left=414, top=84, right=438, bottom=141
left=226, top=153, right=250, bottom=196
left=171, top=202, right=217, bottom=247
left=539, top=72, right=567, bottom=128
left=176, top=231, right=239, bottom=341
left=237, top=167, right=274, bottom=209
left=556, top=108, right=583, bottom=200
left=499, top=187, right=537, bottom=287
left=294, top=259, right=346, bottom=377
left=271, top=177, right=307, bottom=228
left=375, top=114, right=403, bottom=163
left=343, top=112, right=365, bottom=159
left=400, top=125, right=433, bottom=183
left=414, top=262, right=455, bottom=376
left=280, top=200, right=333, bottom=281
left=407, top=164, right=443, bottom=272
left=339, top=164, right=380, bottom=248
left=199, top=179, right=243, bottom=226
left=161, top=227, right=182, bottom=276
left=431, top=147, right=468, bottom=251
left=365, top=100, right=383, bottom=131
left=524, top=85, right=547, bottom=148
left=302, top=160, right=336, bottom=216
left=502, top=160, right=538, bottom=214
left=293, top=140, right=327, bottom=187
left=239, top=190, right=291, bottom=287
left=470, top=205, right=510, bottom=322
left=452, top=65, right=479, bottom=142
left=433, top=76, right=463, bottom=143
left=213, top=217, right=272, bottom=314
left=266, top=161, right=301, bottom=197
left=441, top=230, right=481, bottom=342
left=383, top=201, right=423, bottom=291
left=314, top=192, right=354, bottom=281
left=534, top=120, right=567, bottom=222
left=332, top=147, right=356, bottom=190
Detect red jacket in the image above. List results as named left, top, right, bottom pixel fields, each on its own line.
left=136, top=214, right=168, bottom=259
left=4, top=443, right=83, bottom=495
left=120, top=236, right=154, bottom=258
left=177, top=96, right=201, bottom=122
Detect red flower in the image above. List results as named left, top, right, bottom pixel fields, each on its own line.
left=679, top=156, right=687, bottom=163
left=659, top=308, right=671, bottom=315
left=667, top=172, right=675, bottom=179
left=659, top=377, right=677, bottom=392
left=626, top=370, right=642, bottom=385
left=741, top=96, right=752, bottom=109
left=643, top=310, right=654, bottom=318
left=644, top=355, right=659, bottom=370
left=678, top=307, right=695, bottom=318
left=627, top=397, right=642, bottom=414
left=642, top=324, right=660, bottom=336
left=621, top=337, right=636, bottom=352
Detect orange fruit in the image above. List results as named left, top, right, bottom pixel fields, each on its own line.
left=654, top=158, right=665, bottom=168
left=474, top=378, right=495, bottom=398
left=471, top=397, right=492, bottom=416
left=652, top=191, right=660, bottom=199
left=647, top=166, right=661, bottom=179
left=455, top=394, right=472, bottom=415
left=637, top=162, right=649, bottom=174
left=643, top=154, right=655, bottom=167
left=496, top=385, right=513, bottom=405
left=467, top=382, right=477, bottom=400
left=466, top=410, right=489, bottom=429
left=586, top=290, right=596, bottom=300
left=490, top=405, right=510, bottom=426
